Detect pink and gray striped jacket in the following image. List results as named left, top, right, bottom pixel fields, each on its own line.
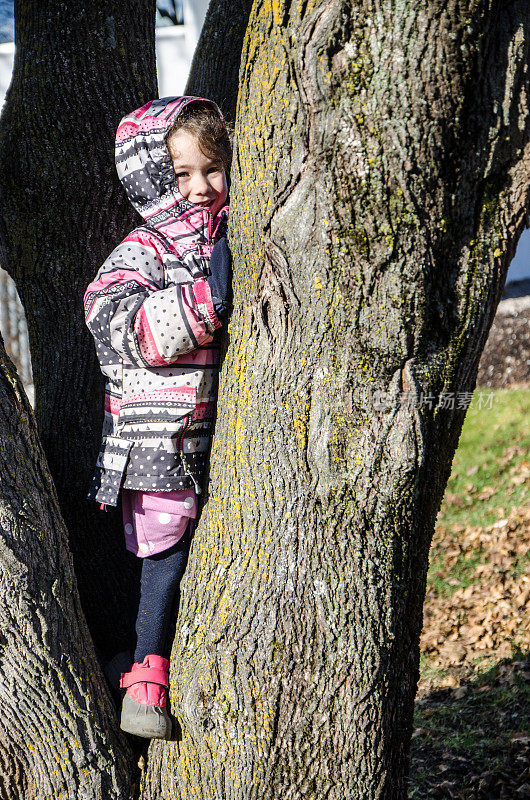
left=84, top=96, right=228, bottom=506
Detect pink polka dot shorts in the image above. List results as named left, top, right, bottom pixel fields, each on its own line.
left=121, top=489, right=198, bottom=557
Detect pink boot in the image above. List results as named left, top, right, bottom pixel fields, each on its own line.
left=119, top=654, right=172, bottom=739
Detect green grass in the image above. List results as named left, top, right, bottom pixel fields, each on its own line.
left=509, top=552, right=530, bottom=581
left=418, top=651, right=448, bottom=684
left=426, top=387, right=530, bottom=598
left=437, top=387, right=529, bottom=530
left=427, top=549, right=483, bottom=598
left=410, top=654, right=530, bottom=799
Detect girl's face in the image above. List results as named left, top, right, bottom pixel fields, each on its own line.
left=167, top=130, right=228, bottom=217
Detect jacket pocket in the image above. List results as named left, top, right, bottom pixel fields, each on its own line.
left=139, top=490, right=198, bottom=518
left=133, top=490, right=198, bottom=555
left=89, top=436, right=133, bottom=506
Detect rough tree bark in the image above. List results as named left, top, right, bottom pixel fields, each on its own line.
left=0, top=348, right=132, bottom=796
left=0, top=0, right=158, bottom=657
left=142, top=2, right=530, bottom=798
left=185, top=0, right=254, bottom=121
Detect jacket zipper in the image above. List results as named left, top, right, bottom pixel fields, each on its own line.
left=178, top=414, right=202, bottom=494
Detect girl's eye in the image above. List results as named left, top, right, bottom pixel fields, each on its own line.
left=208, top=167, right=221, bottom=174
left=176, top=172, right=189, bottom=179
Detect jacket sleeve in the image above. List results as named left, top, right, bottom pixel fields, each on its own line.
left=83, top=235, right=222, bottom=368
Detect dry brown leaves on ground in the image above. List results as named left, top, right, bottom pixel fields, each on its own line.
left=420, top=503, right=529, bottom=690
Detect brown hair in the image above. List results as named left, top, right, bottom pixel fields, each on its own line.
left=165, top=101, right=232, bottom=172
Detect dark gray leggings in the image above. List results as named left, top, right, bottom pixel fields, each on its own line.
left=128, top=520, right=194, bottom=662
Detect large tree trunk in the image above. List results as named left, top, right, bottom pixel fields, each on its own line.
left=0, top=344, right=132, bottom=798
left=142, top=2, right=530, bottom=798
left=0, top=0, right=158, bottom=657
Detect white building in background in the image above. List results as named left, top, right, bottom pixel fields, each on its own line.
left=156, top=0, right=210, bottom=96
left=506, top=230, right=530, bottom=283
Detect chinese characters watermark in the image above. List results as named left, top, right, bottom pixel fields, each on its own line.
left=360, top=388, right=495, bottom=411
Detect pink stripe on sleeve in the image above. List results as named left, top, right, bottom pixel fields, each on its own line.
left=134, top=305, right=168, bottom=366
left=86, top=269, right=155, bottom=298
left=104, top=393, right=122, bottom=416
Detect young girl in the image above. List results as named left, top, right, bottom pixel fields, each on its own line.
left=84, top=96, right=232, bottom=739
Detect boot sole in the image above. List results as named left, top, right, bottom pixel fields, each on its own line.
left=120, top=694, right=173, bottom=739
left=120, top=718, right=172, bottom=739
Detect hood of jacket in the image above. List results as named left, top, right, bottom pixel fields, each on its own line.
left=115, top=96, right=228, bottom=247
